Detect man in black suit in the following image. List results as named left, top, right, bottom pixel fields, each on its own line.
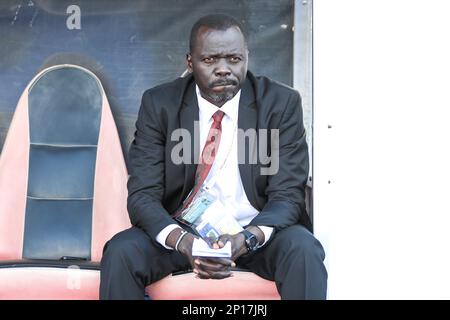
left=100, top=14, right=327, bottom=299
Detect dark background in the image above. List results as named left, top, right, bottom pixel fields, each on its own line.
left=0, top=0, right=295, bottom=164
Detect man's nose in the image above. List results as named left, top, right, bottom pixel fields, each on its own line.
left=214, top=59, right=231, bottom=77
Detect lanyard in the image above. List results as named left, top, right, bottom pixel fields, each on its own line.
left=202, top=118, right=238, bottom=191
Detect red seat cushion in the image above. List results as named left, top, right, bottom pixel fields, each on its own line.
left=146, top=271, right=280, bottom=300
left=0, top=266, right=100, bottom=300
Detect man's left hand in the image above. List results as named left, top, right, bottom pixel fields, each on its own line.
left=216, top=226, right=266, bottom=261
left=215, top=233, right=248, bottom=261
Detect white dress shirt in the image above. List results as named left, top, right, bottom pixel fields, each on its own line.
left=156, top=85, right=273, bottom=249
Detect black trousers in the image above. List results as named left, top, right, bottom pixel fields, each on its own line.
left=100, top=224, right=327, bottom=300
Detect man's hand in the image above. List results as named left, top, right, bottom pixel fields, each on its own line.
left=178, top=233, right=235, bottom=279
left=167, top=228, right=234, bottom=279
left=216, top=233, right=248, bottom=261
left=217, top=226, right=265, bottom=261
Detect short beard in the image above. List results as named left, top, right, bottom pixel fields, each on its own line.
left=206, top=90, right=237, bottom=107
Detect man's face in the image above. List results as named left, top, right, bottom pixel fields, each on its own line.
left=187, top=26, right=248, bottom=107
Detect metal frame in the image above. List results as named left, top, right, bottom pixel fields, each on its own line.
left=293, top=0, right=313, bottom=223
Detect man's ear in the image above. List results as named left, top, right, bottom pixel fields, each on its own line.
left=186, top=54, right=193, bottom=73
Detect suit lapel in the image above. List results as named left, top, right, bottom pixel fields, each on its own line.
left=238, top=77, right=258, bottom=208
left=180, top=81, right=199, bottom=198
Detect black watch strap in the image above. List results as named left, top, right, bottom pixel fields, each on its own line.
left=241, top=229, right=259, bottom=252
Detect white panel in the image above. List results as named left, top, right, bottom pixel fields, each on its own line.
left=314, top=0, right=450, bottom=299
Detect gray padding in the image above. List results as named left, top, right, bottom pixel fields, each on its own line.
left=23, top=198, right=92, bottom=260
left=28, top=145, right=97, bottom=199
left=28, top=67, right=101, bottom=145
left=23, top=66, right=102, bottom=260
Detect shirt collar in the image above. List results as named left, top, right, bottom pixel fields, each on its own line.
left=196, top=85, right=240, bottom=124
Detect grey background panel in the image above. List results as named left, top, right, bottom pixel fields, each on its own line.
left=28, top=67, right=101, bottom=145
left=0, top=0, right=298, bottom=165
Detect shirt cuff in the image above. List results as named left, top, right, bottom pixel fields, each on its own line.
left=257, top=226, right=274, bottom=247
left=156, top=224, right=181, bottom=249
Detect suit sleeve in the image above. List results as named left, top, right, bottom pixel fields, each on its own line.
left=248, top=91, right=310, bottom=231
left=127, top=90, right=177, bottom=240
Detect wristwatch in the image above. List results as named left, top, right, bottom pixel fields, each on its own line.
left=241, top=230, right=259, bottom=253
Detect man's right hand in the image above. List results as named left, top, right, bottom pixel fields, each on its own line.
left=177, top=232, right=235, bottom=279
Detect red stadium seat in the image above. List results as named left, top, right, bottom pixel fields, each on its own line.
left=0, top=64, right=131, bottom=299
left=146, top=269, right=280, bottom=300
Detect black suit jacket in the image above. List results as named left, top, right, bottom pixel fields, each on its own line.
left=127, top=71, right=311, bottom=240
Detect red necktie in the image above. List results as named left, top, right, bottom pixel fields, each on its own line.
left=174, top=110, right=225, bottom=217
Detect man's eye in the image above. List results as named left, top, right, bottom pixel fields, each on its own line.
left=203, top=57, right=214, bottom=64
left=229, top=57, right=241, bottom=63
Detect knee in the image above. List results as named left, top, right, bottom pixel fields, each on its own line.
left=102, top=228, right=149, bottom=265
left=277, top=225, right=325, bottom=261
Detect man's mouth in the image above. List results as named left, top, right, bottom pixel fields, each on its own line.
left=212, top=84, right=233, bottom=91
left=210, top=80, right=238, bottom=89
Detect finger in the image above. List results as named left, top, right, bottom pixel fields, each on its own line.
left=195, top=266, right=231, bottom=280
left=198, top=265, right=232, bottom=279
left=216, top=238, right=226, bottom=248
left=217, top=235, right=232, bottom=248
left=208, top=257, right=236, bottom=267
left=193, top=267, right=212, bottom=279
left=197, top=257, right=235, bottom=268
left=203, top=237, right=215, bottom=248
left=208, top=270, right=233, bottom=280
left=195, top=258, right=231, bottom=271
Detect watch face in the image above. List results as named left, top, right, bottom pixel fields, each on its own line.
left=249, top=236, right=258, bottom=249
left=245, top=232, right=258, bottom=251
